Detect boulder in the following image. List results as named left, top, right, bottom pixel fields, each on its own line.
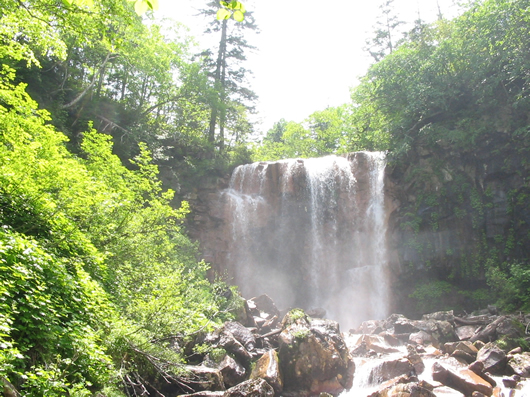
left=409, top=330, right=435, bottom=346
left=224, top=321, right=257, bottom=352
left=407, top=346, right=425, bottom=375
left=456, top=325, right=478, bottom=341
left=476, top=343, right=508, bottom=375
left=178, top=392, right=225, bottom=397
left=502, top=376, right=519, bottom=389
left=205, top=325, right=252, bottom=366
left=368, top=358, right=416, bottom=384
left=356, top=334, right=401, bottom=354
left=357, top=320, right=384, bottom=334
left=217, top=355, right=247, bottom=388
left=507, top=352, right=530, bottom=377
left=224, top=378, right=275, bottom=397
left=179, top=365, right=225, bottom=393
left=455, top=341, right=479, bottom=356
left=432, top=362, right=493, bottom=396
left=422, top=311, right=454, bottom=322
left=434, top=320, right=459, bottom=344
left=468, top=361, right=497, bottom=387
left=249, top=295, right=280, bottom=320
left=278, top=310, right=355, bottom=395
left=231, top=295, right=256, bottom=328
left=383, top=314, right=412, bottom=333
left=495, top=316, right=524, bottom=340
left=250, top=350, right=283, bottom=393
left=369, top=380, right=436, bottom=397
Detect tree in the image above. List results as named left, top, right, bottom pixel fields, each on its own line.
left=364, top=0, right=405, bottom=62
left=200, top=0, right=258, bottom=152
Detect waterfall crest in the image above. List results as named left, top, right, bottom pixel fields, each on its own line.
left=222, top=152, right=389, bottom=329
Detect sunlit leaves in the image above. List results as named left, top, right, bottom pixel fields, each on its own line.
left=127, top=0, right=159, bottom=15
left=61, top=0, right=94, bottom=8
left=217, top=1, right=246, bottom=21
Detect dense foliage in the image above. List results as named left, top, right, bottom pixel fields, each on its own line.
left=0, top=0, right=243, bottom=395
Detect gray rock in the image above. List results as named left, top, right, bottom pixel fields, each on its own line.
left=477, top=342, right=508, bottom=375
left=250, top=350, right=283, bottom=393
left=224, top=378, right=275, bottom=397
left=278, top=312, right=355, bottom=395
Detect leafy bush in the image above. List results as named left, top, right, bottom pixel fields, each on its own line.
left=0, top=64, right=234, bottom=395
left=487, top=261, right=530, bottom=312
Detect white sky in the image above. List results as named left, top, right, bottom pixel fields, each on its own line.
left=158, top=0, right=461, bottom=136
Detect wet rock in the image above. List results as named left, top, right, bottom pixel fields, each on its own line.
left=502, top=376, right=519, bottom=389
left=232, top=295, right=256, bottom=327
left=249, top=295, right=280, bottom=320
left=507, top=352, right=530, bottom=377
left=178, top=392, right=225, bottom=397
left=422, top=311, right=455, bottom=322
left=476, top=343, right=508, bottom=375
left=455, top=341, right=479, bottom=356
left=206, top=326, right=252, bottom=366
left=357, top=320, right=384, bottom=334
left=369, top=380, right=436, bottom=397
left=216, top=355, right=246, bottom=388
left=451, top=342, right=479, bottom=364
left=278, top=311, right=355, bottom=395
left=250, top=350, right=283, bottom=393
left=434, top=320, right=459, bottom=344
left=224, top=378, right=275, bottom=397
left=224, top=321, right=257, bottom=352
left=368, top=358, right=416, bottom=384
left=179, top=365, right=225, bottom=393
left=495, top=316, right=524, bottom=340
left=381, top=332, right=402, bottom=347
left=432, top=362, right=493, bottom=396
left=456, top=325, right=479, bottom=341
left=409, top=330, right=435, bottom=346
left=407, top=345, right=425, bottom=375
left=432, top=386, right=464, bottom=396
left=468, top=361, right=497, bottom=387
left=357, top=334, right=401, bottom=354
left=508, top=346, right=522, bottom=355
left=260, top=315, right=279, bottom=333
left=383, top=314, right=413, bottom=333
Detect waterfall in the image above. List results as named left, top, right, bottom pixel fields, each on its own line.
left=222, top=152, right=389, bottom=329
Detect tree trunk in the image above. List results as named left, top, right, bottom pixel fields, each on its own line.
left=208, top=19, right=227, bottom=144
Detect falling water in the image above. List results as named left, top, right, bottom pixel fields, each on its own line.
left=222, top=152, right=389, bottom=329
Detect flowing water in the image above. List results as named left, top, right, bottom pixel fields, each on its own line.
left=222, top=152, right=389, bottom=329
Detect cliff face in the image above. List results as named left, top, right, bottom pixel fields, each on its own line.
left=187, top=132, right=529, bottom=321
left=386, top=131, right=530, bottom=316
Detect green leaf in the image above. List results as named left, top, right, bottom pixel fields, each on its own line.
left=134, top=0, right=149, bottom=15
left=61, top=0, right=73, bottom=6
left=233, top=10, right=245, bottom=22
left=216, top=8, right=232, bottom=20
left=73, top=0, right=94, bottom=8
left=146, top=0, right=159, bottom=11
left=220, top=1, right=229, bottom=6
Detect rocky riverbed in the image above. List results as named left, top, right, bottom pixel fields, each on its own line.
left=161, top=295, right=530, bottom=397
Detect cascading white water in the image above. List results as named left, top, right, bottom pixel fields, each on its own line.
left=222, top=152, right=389, bottom=329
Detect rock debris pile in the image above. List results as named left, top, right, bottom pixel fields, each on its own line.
left=171, top=295, right=530, bottom=397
